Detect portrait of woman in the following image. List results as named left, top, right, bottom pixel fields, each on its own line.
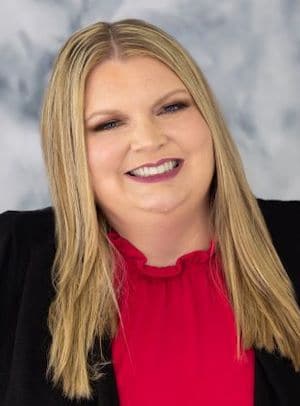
left=0, top=18, right=300, bottom=406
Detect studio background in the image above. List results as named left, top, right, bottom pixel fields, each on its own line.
left=1, top=0, right=299, bottom=212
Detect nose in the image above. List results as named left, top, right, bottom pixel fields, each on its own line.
left=129, top=117, right=168, bottom=151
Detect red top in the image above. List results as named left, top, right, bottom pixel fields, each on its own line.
left=108, top=229, right=254, bottom=405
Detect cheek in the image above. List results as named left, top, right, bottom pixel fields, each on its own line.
left=190, top=127, right=215, bottom=173
left=189, top=126, right=214, bottom=158
left=202, top=136, right=215, bottom=171
left=177, top=113, right=212, bottom=149
left=202, top=132, right=214, bottom=157
left=86, top=138, right=120, bottom=175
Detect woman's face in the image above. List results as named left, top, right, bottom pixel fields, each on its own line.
left=84, top=56, right=215, bottom=227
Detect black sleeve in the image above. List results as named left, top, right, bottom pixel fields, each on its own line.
left=257, top=198, right=300, bottom=253
left=0, top=210, right=25, bottom=399
left=257, top=198, right=300, bottom=304
left=0, top=210, right=18, bottom=285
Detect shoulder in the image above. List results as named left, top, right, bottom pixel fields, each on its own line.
left=0, top=206, right=55, bottom=316
left=0, top=206, right=55, bottom=250
left=256, top=197, right=300, bottom=243
left=0, top=206, right=55, bottom=290
left=256, top=197, right=300, bottom=221
left=256, top=197, right=300, bottom=301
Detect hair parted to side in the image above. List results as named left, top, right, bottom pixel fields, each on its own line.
left=40, top=18, right=300, bottom=401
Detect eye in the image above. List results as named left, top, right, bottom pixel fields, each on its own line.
left=89, top=101, right=189, bottom=132
left=92, top=120, right=121, bottom=132
left=162, top=101, right=189, bottom=114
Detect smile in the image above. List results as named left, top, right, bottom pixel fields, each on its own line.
left=125, top=159, right=184, bottom=183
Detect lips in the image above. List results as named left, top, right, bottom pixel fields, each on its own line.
left=126, top=158, right=183, bottom=174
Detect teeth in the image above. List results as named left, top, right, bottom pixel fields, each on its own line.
left=129, top=160, right=178, bottom=177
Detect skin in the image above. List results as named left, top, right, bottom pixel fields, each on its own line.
left=84, top=56, right=215, bottom=267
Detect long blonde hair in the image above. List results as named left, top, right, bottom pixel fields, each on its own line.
left=40, top=18, right=300, bottom=401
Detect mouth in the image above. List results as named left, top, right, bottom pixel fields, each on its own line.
left=124, top=158, right=184, bottom=183
left=125, top=159, right=183, bottom=176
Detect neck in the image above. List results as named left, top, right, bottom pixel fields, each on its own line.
left=107, top=207, right=213, bottom=267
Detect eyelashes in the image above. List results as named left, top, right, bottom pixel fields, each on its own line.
left=162, top=101, right=189, bottom=113
left=90, top=101, right=189, bottom=132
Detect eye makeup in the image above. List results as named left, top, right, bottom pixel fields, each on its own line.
left=87, top=99, right=191, bottom=133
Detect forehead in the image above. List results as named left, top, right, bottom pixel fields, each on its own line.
left=85, top=56, right=185, bottom=98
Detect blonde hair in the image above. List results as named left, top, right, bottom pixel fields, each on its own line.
left=40, top=18, right=300, bottom=401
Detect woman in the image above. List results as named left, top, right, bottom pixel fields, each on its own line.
left=0, top=18, right=300, bottom=406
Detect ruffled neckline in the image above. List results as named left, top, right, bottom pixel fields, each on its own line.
left=107, top=229, right=216, bottom=278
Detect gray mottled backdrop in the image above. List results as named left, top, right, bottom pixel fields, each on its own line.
left=1, top=0, right=299, bottom=212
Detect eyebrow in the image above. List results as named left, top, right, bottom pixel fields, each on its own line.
left=85, top=88, right=189, bottom=123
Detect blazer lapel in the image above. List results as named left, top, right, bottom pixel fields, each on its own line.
left=91, top=337, right=120, bottom=406
left=254, top=349, right=280, bottom=405
left=94, top=362, right=120, bottom=406
left=254, top=347, right=300, bottom=406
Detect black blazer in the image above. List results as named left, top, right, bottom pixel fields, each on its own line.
left=0, top=198, right=300, bottom=406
